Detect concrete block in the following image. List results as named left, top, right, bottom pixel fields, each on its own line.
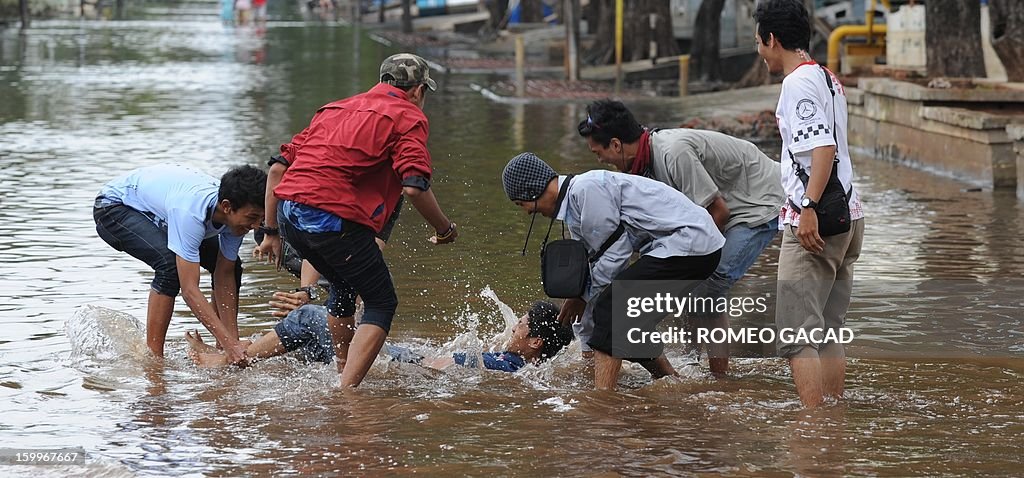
left=1010, top=124, right=1024, bottom=199
left=888, top=4, right=925, bottom=32
left=921, top=107, right=1018, bottom=131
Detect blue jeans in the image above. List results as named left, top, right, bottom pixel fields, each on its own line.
left=93, top=200, right=241, bottom=297
left=277, top=201, right=398, bottom=333
left=689, top=217, right=779, bottom=316
left=274, top=305, right=335, bottom=363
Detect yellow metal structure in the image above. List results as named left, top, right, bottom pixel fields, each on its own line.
left=826, top=0, right=891, bottom=72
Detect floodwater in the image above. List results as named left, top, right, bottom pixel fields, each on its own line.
left=2, top=6, right=1023, bottom=477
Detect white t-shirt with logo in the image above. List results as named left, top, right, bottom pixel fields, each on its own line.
left=775, top=62, right=863, bottom=227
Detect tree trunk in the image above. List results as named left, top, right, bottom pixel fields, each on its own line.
left=564, top=0, right=581, bottom=81
left=583, top=0, right=677, bottom=65
left=734, top=56, right=770, bottom=88
left=401, top=0, right=412, bottom=33
left=520, top=0, right=543, bottom=23
left=487, top=0, right=509, bottom=30
left=989, top=0, right=1024, bottom=82
left=926, top=0, right=986, bottom=78
left=692, top=0, right=726, bottom=82
left=20, top=0, right=30, bottom=29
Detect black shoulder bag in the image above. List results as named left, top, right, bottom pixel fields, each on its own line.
left=787, top=67, right=852, bottom=237
left=539, top=175, right=626, bottom=299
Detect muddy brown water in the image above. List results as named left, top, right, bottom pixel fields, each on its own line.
left=1, top=11, right=1023, bottom=476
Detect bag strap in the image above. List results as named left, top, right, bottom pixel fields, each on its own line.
left=588, top=223, right=625, bottom=263
left=789, top=66, right=839, bottom=182
left=540, top=174, right=574, bottom=253
left=787, top=66, right=852, bottom=212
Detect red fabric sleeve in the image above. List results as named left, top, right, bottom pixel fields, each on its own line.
left=279, top=124, right=314, bottom=163
left=391, top=120, right=433, bottom=181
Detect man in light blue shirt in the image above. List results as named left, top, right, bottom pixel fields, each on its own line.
left=502, top=152, right=725, bottom=390
left=93, top=164, right=267, bottom=364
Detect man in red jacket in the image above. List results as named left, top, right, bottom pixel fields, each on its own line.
left=256, top=53, right=458, bottom=388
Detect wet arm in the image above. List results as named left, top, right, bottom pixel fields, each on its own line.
left=211, top=252, right=239, bottom=340
left=405, top=186, right=452, bottom=235
left=263, top=161, right=287, bottom=229
left=177, top=257, right=242, bottom=352
left=706, top=195, right=730, bottom=230
left=804, top=146, right=836, bottom=203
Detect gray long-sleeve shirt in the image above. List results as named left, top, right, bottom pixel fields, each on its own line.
left=554, top=171, right=725, bottom=302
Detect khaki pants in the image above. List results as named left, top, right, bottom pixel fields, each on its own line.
left=775, top=219, right=864, bottom=358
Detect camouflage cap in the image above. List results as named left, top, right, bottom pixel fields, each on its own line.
left=379, top=53, right=437, bottom=91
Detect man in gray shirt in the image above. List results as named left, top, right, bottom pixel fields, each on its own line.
left=578, top=100, right=784, bottom=375
left=502, top=152, right=725, bottom=390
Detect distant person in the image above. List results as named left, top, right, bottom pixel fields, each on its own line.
left=220, top=0, right=234, bottom=25
left=235, top=0, right=252, bottom=25
left=755, top=0, right=864, bottom=407
left=578, top=99, right=784, bottom=376
left=93, top=164, right=267, bottom=365
left=252, top=0, right=267, bottom=23
left=186, top=301, right=573, bottom=374
left=501, top=152, right=725, bottom=390
left=255, top=53, right=458, bottom=388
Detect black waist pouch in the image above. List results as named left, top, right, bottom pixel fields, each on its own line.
left=541, top=239, right=591, bottom=298
left=790, top=161, right=851, bottom=237
left=539, top=175, right=626, bottom=299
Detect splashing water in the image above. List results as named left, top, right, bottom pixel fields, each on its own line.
left=479, top=285, right=519, bottom=351
left=65, top=305, right=149, bottom=362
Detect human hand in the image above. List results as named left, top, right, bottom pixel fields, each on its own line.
left=253, top=234, right=283, bottom=269
left=558, top=298, right=587, bottom=326
left=224, top=341, right=248, bottom=366
left=796, top=209, right=825, bottom=254
left=429, top=222, right=458, bottom=245
left=269, top=290, right=311, bottom=317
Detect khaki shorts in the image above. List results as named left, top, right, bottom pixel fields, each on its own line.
left=775, top=219, right=864, bottom=358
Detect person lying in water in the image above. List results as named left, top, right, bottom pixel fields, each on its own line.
left=186, top=300, right=574, bottom=373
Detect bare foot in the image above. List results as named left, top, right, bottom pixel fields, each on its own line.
left=185, top=330, right=218, bottom=354
left=193, top=352, right=230, bottom=368
left=184, top=331, right=230, bottom=368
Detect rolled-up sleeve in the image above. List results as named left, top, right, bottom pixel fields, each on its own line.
left=570, top=185, right=632, bottom=302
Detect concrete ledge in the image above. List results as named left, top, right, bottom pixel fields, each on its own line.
left=850, top=79, right=1023, bottom=189
left=921, top=107, right=1018, bottom=130
left=1008, top=123, right=1024, bottom=142
left=859, top=78, right=1024, bottom=103
left=846, top=87, right=864, bottom=106
left=1010, top=124, right=1024, bottom=200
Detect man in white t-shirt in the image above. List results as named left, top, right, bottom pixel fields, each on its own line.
left=755, top=0, right=865, bottom=408
left=93, top=164, right=267, bottom=364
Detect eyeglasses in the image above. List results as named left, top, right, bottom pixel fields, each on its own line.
left=577, top=114, right=602, bottom=136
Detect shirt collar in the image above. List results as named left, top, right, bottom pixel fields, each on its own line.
left=371, top=82, right=410, bottom=100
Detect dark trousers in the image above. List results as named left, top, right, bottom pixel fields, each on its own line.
left=277, top=205, right=398, bottom=333
left=94, top=202, right=242, bottom=297
left=589, top=250, right=722, bottom=357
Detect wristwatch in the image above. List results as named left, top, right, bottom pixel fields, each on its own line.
left=800, top=196, right=818, bottom=210
left=295, top=286, right=319, bottom=302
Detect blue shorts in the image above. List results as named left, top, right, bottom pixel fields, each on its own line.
left=273, top=305, right=335, bottom=363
